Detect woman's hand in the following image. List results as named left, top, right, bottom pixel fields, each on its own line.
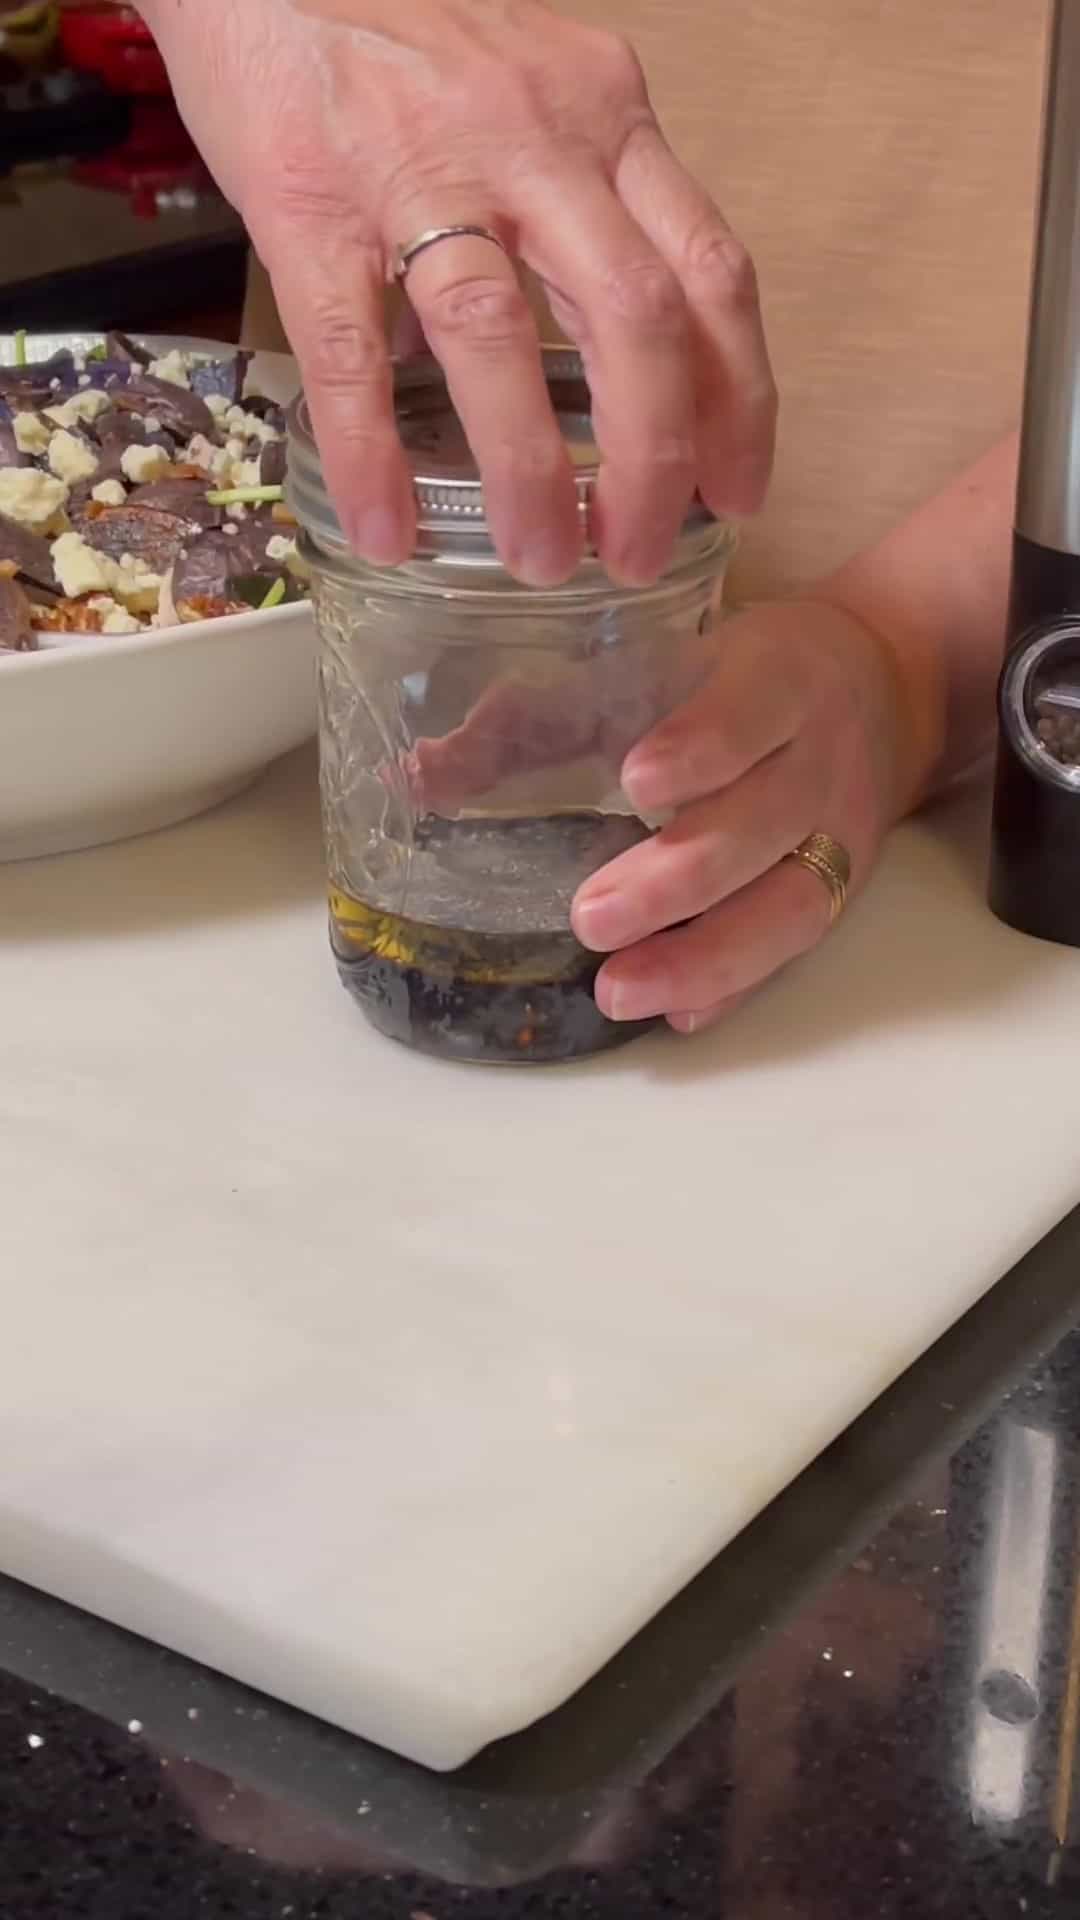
left=140, top=0, right=775, bottom=585
left=393, top=596, right=932, bottom=1032
left=573, top=598, right=930, bottom=1032
left=400, top=433, right=1016, bottom=1036
left=569, top=432, right=1016, bottom=1034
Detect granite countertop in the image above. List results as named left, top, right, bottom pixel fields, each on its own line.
left=5, top=1200, right=1080, bottom=1918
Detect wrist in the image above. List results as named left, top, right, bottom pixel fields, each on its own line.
left=801, top=585, right=948, bottom=827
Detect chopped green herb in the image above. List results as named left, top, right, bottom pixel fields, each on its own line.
left=13, top=330, right=27, bottom=369
left=259, top=576, right=287, bottom=611
left=205, top=485, right=285, bottom=507
left=85, top=343, right=108, bottom=363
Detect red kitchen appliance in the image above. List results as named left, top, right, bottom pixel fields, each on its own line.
left=56, top=1, right=217, bottom=216
left=57, top=2, right=169, bottom=95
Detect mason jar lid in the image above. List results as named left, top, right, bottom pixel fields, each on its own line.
left=286, top=345, right=724, bottom=572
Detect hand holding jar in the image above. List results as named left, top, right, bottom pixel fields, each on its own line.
left=139, top=0, right=775, bottom=587
left=408, top=436, right=1015, bottom=1034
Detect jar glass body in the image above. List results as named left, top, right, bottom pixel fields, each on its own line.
left=307, top=533, right=734, bottom=1064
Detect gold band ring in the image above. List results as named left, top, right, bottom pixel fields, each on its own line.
left=787, top=832, right=852, bottom=925
left=393, top=225, right=509, bottom=281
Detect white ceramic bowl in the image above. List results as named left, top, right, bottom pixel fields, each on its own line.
left=0, top=333, right=316, bottom=861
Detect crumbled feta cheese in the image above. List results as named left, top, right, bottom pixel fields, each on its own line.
left=91, top=479, right=127, bottom=507
left=143, top=415, right=162, bottom=435
left=87, top=594, right=141, bottom=634
left=118, top=553, right=157, bottom=579
left=51, top=532, right=162, bottom=613
left=225, top=436, right=246, bottom=465
left=44, top=388, right=112, bottom=428
left=0, top=467, right=68, bottom=529
left=225, top=406, right=280, bottom=446
left=12, top=412, right=50, bottom=456
left=120, top=443, right=170, bottom=485
left=231, top=457, right=263, bottom=491
left=74, top=355, right=86, bottom=373
left=104, top=607, right=141, bottom=634
left=183, top=433, right=229, bottom=477
left=48, top=429, right=99, bottom=485
left=205, top=393, right=230, bottom=420
left=265, top=534, right=296, bottom=563
left=78, top=373, right=92, bottom=389
left=222, top=522, right=239, bottom=536
left=156, top=566, right=178, bottom=628
left=51, top=532, right=113, bottom=599
left=114, top=561, right=163, bottom=613
left=147, top=349, right=191, bottom=388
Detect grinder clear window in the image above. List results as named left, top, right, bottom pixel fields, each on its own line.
left=1004, top=620, right=1080, bottom=790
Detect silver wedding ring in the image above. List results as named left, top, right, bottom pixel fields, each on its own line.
left=393, top=225, right=510, bottom=282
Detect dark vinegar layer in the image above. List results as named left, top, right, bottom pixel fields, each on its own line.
left=329, top=812, right=656, bottom=1065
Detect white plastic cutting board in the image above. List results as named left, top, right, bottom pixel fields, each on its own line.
left=3, top=749, right=1080, bottom=1771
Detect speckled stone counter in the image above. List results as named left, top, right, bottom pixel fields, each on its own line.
left=5, top=1202, right=1080, bottom=1917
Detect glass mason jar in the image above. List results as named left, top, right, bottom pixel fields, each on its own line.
left=287, top=349, right=736, bottom=1066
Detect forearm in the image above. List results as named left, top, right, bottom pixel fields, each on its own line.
left=816, top=433, right=1017, bottom=815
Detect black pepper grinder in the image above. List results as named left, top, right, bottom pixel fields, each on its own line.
left=989, top=0, right=1080, bottom=944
